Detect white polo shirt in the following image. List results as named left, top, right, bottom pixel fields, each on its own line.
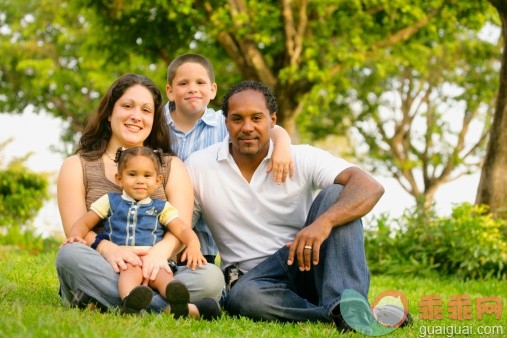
left=185, top=136, right=354, bottom=273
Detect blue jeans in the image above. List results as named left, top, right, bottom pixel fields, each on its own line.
left=223, top=185, right=370, bottom=322
left=56, top=243, right=225, bottom=312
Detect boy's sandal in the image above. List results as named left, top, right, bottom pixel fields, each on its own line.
left=121, top=285, right=153, bottom=314
left=165, top=280, right=190, bottom=318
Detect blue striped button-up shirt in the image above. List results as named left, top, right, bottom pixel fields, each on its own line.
left=165, top=103, right=228, bottom=255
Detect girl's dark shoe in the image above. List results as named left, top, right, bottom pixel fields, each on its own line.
left=122, top=285, right=153, bottom=314
left=165, top=280, right=190, bottom=318
left=193, top=298, right=221, bottom=320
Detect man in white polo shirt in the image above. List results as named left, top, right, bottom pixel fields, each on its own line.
left=185, top=80, right=388, bottom=333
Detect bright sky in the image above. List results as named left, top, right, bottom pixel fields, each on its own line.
left=0, top=110, right=479, bottom=238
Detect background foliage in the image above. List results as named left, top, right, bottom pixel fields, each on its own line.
left=2, top=2, right=507, bottom=273
left=365, top=203, right=507, bottom=280
left=1, top=0, right=504, bottom=210
left=0, top=162, right=49, bottom=229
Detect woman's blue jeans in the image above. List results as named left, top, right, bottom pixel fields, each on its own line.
left=223, top=185, right=370, bottom=322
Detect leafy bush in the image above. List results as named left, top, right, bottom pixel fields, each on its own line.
left=365, top=203, right=507, bottom=280
left=0, top=164, right=49, bottom=228
left=0, top=226, right=60, bottom=254
left=0, top=160, right=55, bottom=254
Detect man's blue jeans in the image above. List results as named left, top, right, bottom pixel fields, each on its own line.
left=224, top=185, right=370, bottom=322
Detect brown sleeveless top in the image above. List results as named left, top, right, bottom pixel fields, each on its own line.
left=80, top=155, right=172, bottom=233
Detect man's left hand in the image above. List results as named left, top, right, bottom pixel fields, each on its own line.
left=286, top=220, right=333, bottom=271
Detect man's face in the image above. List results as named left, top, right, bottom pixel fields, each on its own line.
left=225, top=89, right=276, bottom=160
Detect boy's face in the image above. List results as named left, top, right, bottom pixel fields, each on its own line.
left=115, top=155, right=162, bottom=201
left=166, top=62, right=217, bottom=118
left=225, top=89, right=276, bottom=161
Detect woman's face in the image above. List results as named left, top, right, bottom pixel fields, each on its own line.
left=108, top=85, right=155, bottom=148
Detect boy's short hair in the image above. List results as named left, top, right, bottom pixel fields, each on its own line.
left=167, top=53, right=215, bottom=84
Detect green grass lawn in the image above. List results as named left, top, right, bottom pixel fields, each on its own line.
left=0, top=246, right=505, bottom=338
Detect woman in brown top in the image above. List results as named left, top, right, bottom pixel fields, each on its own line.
left=55, top=74, right=224, bottom=318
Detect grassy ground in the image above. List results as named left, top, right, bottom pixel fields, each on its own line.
left=0, top=246, right=505, bottom=338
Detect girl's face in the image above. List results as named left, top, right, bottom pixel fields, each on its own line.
left=166, top=62, right=217, bottom=118
left=115, top=155, right=162, bottom=201
left=109, top=85, right=155, bottom=148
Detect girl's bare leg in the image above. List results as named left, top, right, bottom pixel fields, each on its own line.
left=119, top=264, right=153, bottom=314
left=119, top=264, right=143, bottom=299
left=149, top=268, right=174, bottom=298
left=150, top=268, right=201, bottom=318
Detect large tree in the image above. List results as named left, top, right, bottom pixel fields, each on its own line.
left=476, top=0, right=507, bottom=218
left=1, top=0, right=504, bottom=212
left=2, top=1, right=494, bottom=137
left=68, top=1, right=494, bottom=139
left=349, top=40, right=497, bottom=210
left=0, top=0, right=169, bottom=146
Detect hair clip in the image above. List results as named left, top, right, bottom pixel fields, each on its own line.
left=153, top=148, right=164, bottom=164
left=114, top=147, right=125, bottom=163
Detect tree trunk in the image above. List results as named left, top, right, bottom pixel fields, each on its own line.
left=476, top=1, right=507, bottom=218
left=274, top=82, right=306, bottom=142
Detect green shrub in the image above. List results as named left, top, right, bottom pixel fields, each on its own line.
left=366, top=203, right=507, bottom=280
left=0, top=226, right=60, bottom=254
left=0, top=165, right=49, bottom=228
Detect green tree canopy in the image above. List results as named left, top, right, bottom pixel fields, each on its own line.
left=1, top=0, right=504, bottom=215
left=346, top=15, right=498, bottom=209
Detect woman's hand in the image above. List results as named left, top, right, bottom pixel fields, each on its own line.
left=141, top=244, right=173, bottom=284
left=99, top=241, right=144, bottom=273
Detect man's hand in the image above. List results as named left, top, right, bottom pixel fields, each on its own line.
left=286, top=219, right=333, bottom=271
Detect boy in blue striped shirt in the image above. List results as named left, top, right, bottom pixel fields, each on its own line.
left=165, top=53, right=293, bottom=264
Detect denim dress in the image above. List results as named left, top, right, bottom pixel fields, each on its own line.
left=103, top=193, right=167, bottom=246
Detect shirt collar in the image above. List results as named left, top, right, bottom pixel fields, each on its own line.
left=121, top=191, right=152, bottom=205
left=164, top=103, right=222, bottom=128
left=200, top=107, right=223, bottom=126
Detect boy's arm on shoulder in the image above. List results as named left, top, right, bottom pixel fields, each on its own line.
left=271, top=125, right=291, bottom=146
left=268, top=125, right=294, bottom=183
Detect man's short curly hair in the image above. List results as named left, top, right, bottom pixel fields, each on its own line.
left=221, top=80, right=278, bottom=117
